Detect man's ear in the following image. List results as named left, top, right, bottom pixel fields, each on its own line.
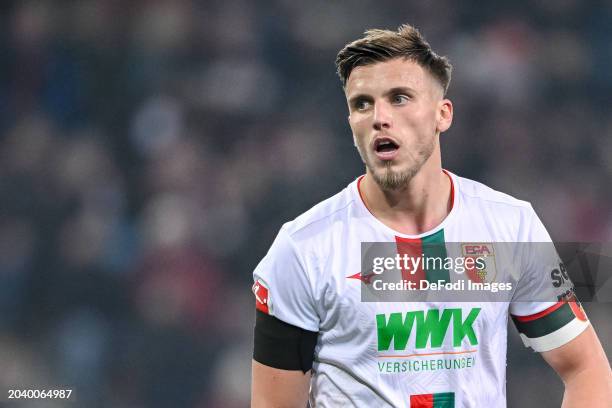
left=437, top=99, right=453, bottom=133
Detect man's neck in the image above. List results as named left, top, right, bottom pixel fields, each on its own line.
left=360, top=166, right=452, bottom=236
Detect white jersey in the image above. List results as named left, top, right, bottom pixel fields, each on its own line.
left=252, top=171, right=588, bottom=408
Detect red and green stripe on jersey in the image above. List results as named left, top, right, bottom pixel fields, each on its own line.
left=396, top=229, right=450, bottom=284
left=356, top=171, right=454, bottom=284
left=410, top=392, right=455, bottom=408
left=512, top=298, right=587, bottom=339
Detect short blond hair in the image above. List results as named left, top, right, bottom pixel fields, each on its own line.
left=335, top=24, right=452, bottom=95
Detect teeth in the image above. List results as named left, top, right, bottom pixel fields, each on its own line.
left=377, top=140, right=397, bottom=150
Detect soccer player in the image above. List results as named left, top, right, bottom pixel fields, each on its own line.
left=251, top=24, right=612, bottom=407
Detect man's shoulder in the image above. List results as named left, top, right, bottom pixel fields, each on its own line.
left=454, top=173, right=533, bottom=211
left=281, top=180, right=357, bottom=240
left=451, top=172, right=550, bottom=241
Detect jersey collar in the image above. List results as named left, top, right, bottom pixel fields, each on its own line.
left=353, top=169, right=459, bottom=239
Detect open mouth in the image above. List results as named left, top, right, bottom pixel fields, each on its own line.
left=374, top=138, right=399, bottom=160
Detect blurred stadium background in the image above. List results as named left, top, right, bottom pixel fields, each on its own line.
left=0, top=1, right=610, bottom=407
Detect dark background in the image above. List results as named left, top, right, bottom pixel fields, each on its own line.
left=0, top=1, right=610, bottom=407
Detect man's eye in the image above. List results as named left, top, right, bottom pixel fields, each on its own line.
left=355, top=100, right=370, bottom=110
left=392, top=94, right=409, bottom=104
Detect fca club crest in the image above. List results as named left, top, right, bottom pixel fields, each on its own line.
left=462, top=243, right=497, bottom=283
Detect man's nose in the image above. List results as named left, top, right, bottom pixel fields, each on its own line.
left=373, top=102, right=392, bottom=131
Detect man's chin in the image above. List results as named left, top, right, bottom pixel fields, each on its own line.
left=370, top=166, right=414, bottom=191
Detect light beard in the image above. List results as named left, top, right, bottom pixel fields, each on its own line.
left=369, top=161, right=418, bottom=191
left=356, top=138, right=435, bottom=192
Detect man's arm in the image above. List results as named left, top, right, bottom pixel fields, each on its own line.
left=541, top=325, right=612, bottom=407
left=250, top=226, right=319, bottom=407
left=251, top=361, right=310, bottom=408
left=251, top=310, right=318, bottom=407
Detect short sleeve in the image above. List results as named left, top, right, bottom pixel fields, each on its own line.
left=252, top=227, right=320, bottom=332
left=509, top=206, right=589, bottom=352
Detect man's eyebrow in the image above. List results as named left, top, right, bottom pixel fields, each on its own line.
left=348, top=86, right=417, bottom=105
left=347, top=93, right=373, bottom=106
left=383, top=86, right=416, bottom=97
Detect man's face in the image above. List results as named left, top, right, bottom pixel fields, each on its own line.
left=345, top=58, right=452, bottom=190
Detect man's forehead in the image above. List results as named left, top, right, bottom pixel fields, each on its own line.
left=345, top=58, right=436, bottom=95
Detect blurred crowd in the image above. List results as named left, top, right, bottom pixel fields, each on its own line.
left=0, top=1, right=610, bottom=407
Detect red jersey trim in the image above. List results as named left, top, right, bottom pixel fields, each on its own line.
left=356, top=170, right=455, bottom=215
left=442, top=169, right=454, bottom=210
left=513, top=301, right=565, bottom=323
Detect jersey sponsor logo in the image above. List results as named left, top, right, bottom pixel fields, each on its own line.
left=378, top=356, right=476, bottom=374
left=252, top=279, right=270, bottom=314
left=550, top=262, right=570, bottom=288
left=462, top=243, right=496, bottom=283
left=376, top=308, right=481, bottom=351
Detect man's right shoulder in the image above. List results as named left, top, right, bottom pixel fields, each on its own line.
left=280, top=180, right=358, bottom=242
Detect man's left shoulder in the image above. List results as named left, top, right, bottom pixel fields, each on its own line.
left=455, top=173, right=533, bottom=211
left=452, top=173, right=542, bottom=238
